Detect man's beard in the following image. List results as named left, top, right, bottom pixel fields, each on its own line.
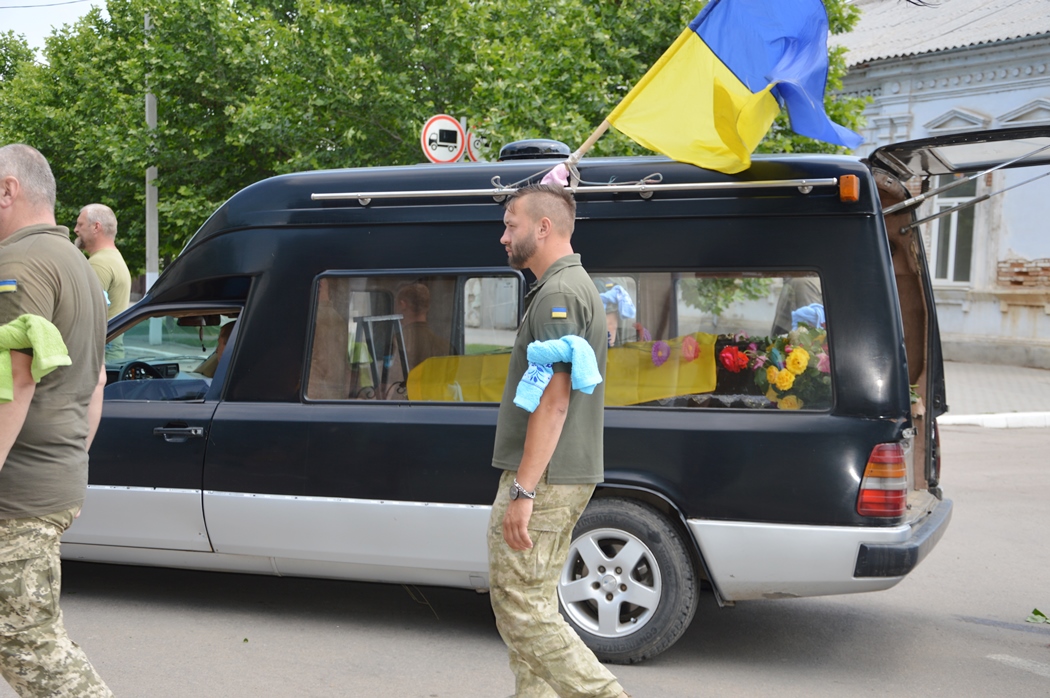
left=507, top=230, right=537, bottom=270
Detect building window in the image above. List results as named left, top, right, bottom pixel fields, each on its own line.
left=930, top=174, right=976, bottom=283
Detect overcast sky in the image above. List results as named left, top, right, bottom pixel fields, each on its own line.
left=2, top=0, right=105, bottom=51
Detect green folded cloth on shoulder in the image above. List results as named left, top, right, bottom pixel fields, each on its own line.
left=0, top=313, right=72, bottom=403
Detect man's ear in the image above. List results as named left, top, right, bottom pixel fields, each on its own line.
left=536, top=216, right=553, bottom=239
left=0, top=175, right=18, bottom=209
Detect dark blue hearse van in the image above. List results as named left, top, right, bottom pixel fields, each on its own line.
left=62, top=128, right=1045, bottom=663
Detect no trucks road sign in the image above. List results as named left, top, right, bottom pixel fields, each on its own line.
left=421, top=115, right=466, bottom=164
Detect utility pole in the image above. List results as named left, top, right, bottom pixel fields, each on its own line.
left=145, top=12, right=158, bottom=292
left=145, top=12, right=161, bottom=346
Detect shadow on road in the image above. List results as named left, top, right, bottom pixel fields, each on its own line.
left=61, top=560, right=497, bottom=633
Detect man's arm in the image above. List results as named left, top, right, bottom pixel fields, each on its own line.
left=0, top=351, right=37, bottom=471
left=86, top=365, right=107, bottom=451
left=503, top=370, right=571, bottom=551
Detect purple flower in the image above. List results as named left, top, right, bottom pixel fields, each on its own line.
left=652, top=341, right=671, bottom=367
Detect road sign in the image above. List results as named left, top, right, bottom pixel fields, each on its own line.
left=466, top=128, right=485, bottom=162
left=421, top=115, right=466, bottom=164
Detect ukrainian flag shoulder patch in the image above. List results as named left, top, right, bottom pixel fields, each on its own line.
left=0, top=279, right=16, bottom=294
left=550, top=306, right=567, bottom=319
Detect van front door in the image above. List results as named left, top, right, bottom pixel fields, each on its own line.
left=64, top=308, right=239, bottom=553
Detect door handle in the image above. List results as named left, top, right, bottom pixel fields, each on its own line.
left=153, top=426, right=205, bottom=443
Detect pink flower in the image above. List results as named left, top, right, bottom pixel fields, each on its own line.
left=817, top=352, right=830, bottom=373
left=753, top=355, right=767, bottom=369
left=681, top=336, right=699, bottom=362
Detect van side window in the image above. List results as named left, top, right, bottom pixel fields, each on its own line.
left=305, top=273, right=521, bottom=402
left=594, top=272, right=831, bottom=410
left=103, top=311, right=238, bottom=401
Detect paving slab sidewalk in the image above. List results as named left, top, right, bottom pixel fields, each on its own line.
left=939, top=361, right=1050, bottom=428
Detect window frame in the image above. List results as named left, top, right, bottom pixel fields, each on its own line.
left=302, top=267, right=526, bottom=403
left=929, top=175, right=977, bottom=286
left=102, top=303, right=243, bottom=404
left=590, top=268, right=833, bottom=413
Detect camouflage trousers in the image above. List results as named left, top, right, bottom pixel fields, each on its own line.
left=488, top=470, right=623, bottom=698
left=0, top=508, right=113, bottom=698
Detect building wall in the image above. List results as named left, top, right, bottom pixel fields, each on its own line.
left=840, top=36, right=1050, bottom=367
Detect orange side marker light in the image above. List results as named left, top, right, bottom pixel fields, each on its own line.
left=839, top=174, right=860, bottom=202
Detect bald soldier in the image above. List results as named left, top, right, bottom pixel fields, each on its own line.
left=74, top=203, right=131, bottom=360
left=487, top=184, right=629, bottom=698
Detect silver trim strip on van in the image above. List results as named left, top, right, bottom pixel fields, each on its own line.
left=687, top=519, right=910, bottom=602
left=201, top=490, right=491, bottom=584
left=310, top=178, right=840, bottom=205
left=64, top=485, right=212, bottom=552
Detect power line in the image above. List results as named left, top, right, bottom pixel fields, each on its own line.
left=0, top=0, right=93, bottom=8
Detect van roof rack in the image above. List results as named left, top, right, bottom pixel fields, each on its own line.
left=310, top=177, right=840, bottom=206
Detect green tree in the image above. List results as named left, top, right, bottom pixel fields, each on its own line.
left=0, top=31, right=34, bottom=82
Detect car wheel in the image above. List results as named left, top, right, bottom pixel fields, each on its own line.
left=558, top=497, right=699, bottom=664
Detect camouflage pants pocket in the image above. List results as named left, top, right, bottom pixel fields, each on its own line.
left=0, top=555, right=59, bottom=636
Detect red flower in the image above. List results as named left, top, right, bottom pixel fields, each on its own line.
left=719, top=346, right=749, bottom=373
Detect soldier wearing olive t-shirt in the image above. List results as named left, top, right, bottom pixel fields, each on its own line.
left=0, top=144, right=112, bottom=697
left=74, top=203, right=131, bottom=360
left=487, top=184, right=628, bottom=698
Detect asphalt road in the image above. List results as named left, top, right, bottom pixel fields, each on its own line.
left=3, top=426, right=1049, bottom=697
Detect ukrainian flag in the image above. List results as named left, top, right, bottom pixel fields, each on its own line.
left=608, top=0, right=863, bottom=174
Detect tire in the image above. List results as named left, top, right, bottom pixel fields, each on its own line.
left=558, top=497, right=699, bottom=664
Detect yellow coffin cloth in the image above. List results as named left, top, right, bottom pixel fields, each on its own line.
left=406, top=333, right=717, bottom=406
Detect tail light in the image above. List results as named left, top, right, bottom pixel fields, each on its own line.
left=857, top=443, right=907, bottom=517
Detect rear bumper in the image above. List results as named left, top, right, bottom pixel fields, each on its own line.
left=686, top=497, right=953, bottom=602
left=853, top=498, right=953, bottom=577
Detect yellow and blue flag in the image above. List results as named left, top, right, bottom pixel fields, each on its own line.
left=607, top=0, right=863, bottom=174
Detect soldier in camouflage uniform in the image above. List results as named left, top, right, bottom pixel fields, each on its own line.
left=0, top=144, right=112, bottom=697
left=488, top=184, right=628, bottom=698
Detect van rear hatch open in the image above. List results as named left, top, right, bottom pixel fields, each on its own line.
left=869, top=125, right=1050, bottom=510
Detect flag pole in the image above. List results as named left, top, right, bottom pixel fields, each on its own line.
left=541, top=120, right=611, bottom=187
left=566, top=120, right=611, bottom=168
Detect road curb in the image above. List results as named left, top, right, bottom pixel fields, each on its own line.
left=937, top=412, right=1050, bottom=428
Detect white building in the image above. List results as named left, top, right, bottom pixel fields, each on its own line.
left=835, top=0, right=1050, bottom=368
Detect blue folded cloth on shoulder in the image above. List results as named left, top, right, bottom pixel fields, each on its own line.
left=791, top=303, right=825, bottom=331
left=513, top=335, right=603, bottom=413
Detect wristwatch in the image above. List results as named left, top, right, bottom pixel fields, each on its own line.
left=509, top=479, right=536, bottom=500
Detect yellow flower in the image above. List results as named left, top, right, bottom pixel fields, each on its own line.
left=778, top=395, right=803, bottom=410
left=765, top=387, right=779, bottom=403
left=775, top=369, right=796, bottom=391
left=786, top=347, right=810, bottom=375
left=766, top=366, right=779, bottom=384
